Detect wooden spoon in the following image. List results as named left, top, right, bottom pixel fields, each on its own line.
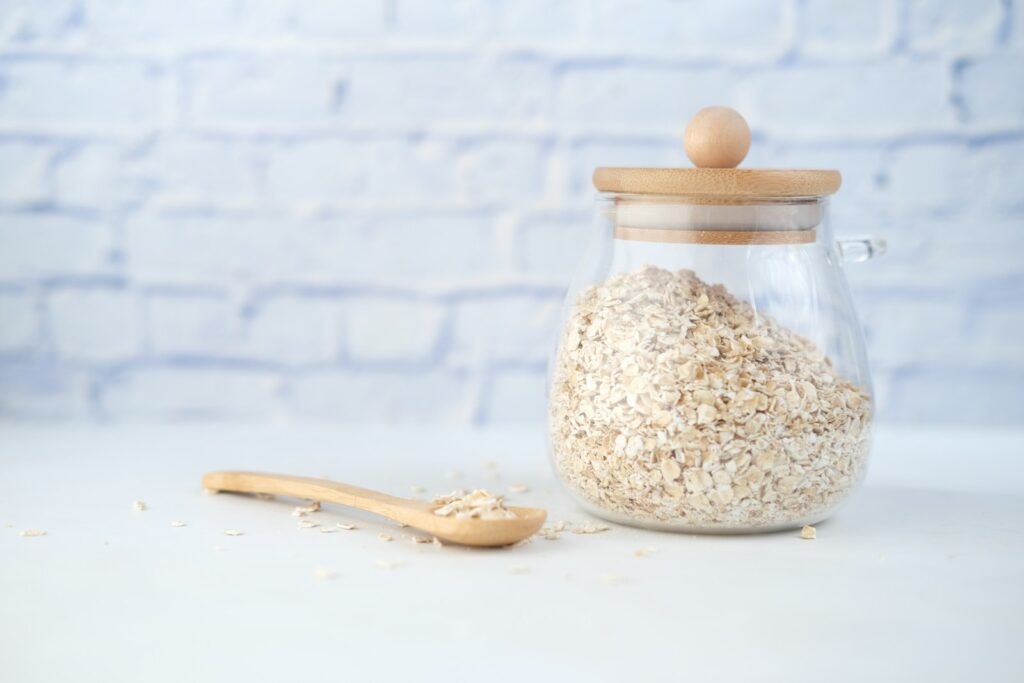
left=202, top=471, right=547, bottom=547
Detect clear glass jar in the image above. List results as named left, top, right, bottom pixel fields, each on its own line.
left=547, top=191, right=884, bottom=533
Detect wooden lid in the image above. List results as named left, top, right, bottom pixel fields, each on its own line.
left=593, top=106, right=841, bottom=198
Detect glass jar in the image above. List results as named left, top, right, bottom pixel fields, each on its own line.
left=547, top=108, right=885, bottom=533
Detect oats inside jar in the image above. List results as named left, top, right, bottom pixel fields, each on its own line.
left=549, top=265, right=872, bottom=531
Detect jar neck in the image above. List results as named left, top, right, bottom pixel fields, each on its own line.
left=599, top=194, right=832, bottom=247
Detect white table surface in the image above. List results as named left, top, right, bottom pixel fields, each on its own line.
left=2, top=424, right=1022, bottom=682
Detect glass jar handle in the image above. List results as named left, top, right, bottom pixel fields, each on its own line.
left=836, top=235, right=887, bottom=263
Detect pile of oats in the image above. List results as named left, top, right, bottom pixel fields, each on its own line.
left=432, top=490, right=517, bottom=520
left=549, top=265, right=872, bottom=530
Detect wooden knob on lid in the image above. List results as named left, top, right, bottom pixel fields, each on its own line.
left=684, top=106, right=751, bottom=169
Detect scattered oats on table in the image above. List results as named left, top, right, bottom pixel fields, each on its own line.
left=297, top=520, right=320, bottom=529
left=378, top=533, right=393, bottom=542
left=410, top=535, right=432, bottom=544
left=800, top=525, right=817, bottom=540
left=571, top=522, right=610, bottom=534
left=549, top=265, right=872, bottom=530
left=132, top=500, right=147, bottom=512
left=19, top=529, right=47, bottom=537
left=336, top=523, right=357, bottom=531
left=292, top=502, right=321, bottom=516
left=223, top=529, right=243, bottom=536
left=508, top=484, right=530, bottom=494
left=170, top=521, right=187, bottom=528
left=432, top=490, right=517, bottom=520
left=319, top=527, right=339, bottom=534
left=634, top=546, right=657, bottom=558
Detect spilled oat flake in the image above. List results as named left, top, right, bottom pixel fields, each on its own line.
left=508, top=484, right=530, bottom=494
left=378, top=533, right=393, bottom=542
left=223, top=529, right=243, bottom=536
left=571, top=522, right=610, bottom=534
left=297, top=520, right=320, bottom=529
left=336, top=523, right=357, bottom=530
left=432, top=490, right=517, bottom=520
left=292, top=502, right=321, bottom=517
left=170, top=521, right=187, bottom=528
left=800, top=525, right=817, bottom=540
left=19, top=529, right=46, bottom=537
left=634, top=546, right=657, bottom=558
left=132, top=500, right=147, bottom=512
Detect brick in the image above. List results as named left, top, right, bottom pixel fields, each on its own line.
left=516, top=210, right=590, bottom=278
left=558, top=66, right=732, bottom=130
left=344, top=57, right=550, bottom=128
left=970, top=139, right=1024, bottom=212
left=858, top=293, right=969, bottom=370
left=0, top=141, right=52, bottom=205
left=587, top=0, right=789, bottom=59
left=48, top=288, right=140, bottom=362
left=127, top=212, right=500, bottom=286
left=346, top=297, right=445, bottom=364
left=798, top=0, right=895, bottom=57
left=52, top=143, right=142, bottom=208
left=481, top=369, right=547, bottom=423
left=969, top=305, right=1024, bottom=367
left=393, top=0, right=487, bottom=36
left=287, top=369, right=474, bottom=421
left=739, top=62, right=955, bottom=138
left=99, top=367, right=280, bottom=419
left=906, top=0, right=1003, bottom=53
left=264, top=138, right=456, bottom=204
left=456, top=140, right=548, bottom=202
left=495, top=0, right=577, bottom=38
left=884, top=368, right=1024, bottom=426
left=0, top=58, right=164, bottom=129
left=243, top=297, right=342, bottom=364
left=79, top=0, right=287, bottom=45
left=146, top=293, right=240, bottom=356
left=0, top=212, right=113, bottom=280
left=138, top=135, right=261, bottom=203
left=450, top=294, right=561, bottom=364
left=881, top=143, right=968, bottom=215
left=185, top=56, right=346, bottom=127
left=0, top=290, right=38, bottom=352
left=958, top=56, right=1024, bottom=127
left=126, top=214, right=313, bottom=285
left=0, top=1, right=82, bottom=45
left=0, top=361, right=90, bottom=418
left=290, top=0, right=386, bottom=37
left=328, top=214, right=501, bottom=285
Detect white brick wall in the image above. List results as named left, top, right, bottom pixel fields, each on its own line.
left=0, top=0, right=1021, bottom=425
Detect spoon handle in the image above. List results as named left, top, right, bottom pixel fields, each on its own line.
left=202, top=471, right=422, bottom=520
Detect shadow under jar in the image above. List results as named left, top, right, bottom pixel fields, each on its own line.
left=547, top=107, right=885, bottom=533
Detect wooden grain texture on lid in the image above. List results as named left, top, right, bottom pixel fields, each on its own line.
left=594, top=106, right=842, bottom=198
left=593, top=167, right=842, bottom=197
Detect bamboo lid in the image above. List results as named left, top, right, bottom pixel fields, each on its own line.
left=593, top=107, right=841, bottom=198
